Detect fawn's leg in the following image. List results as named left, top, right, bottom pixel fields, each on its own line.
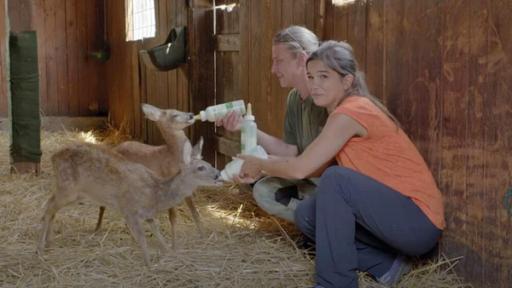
left=146, top=218, right=168, bottom=253
left=37, top=192, right=77, bottom=254
left=168, top=208, right=177, bottom=249
left=185, top=197, right=204, bottom=237
left=95, top=206, right=106, bottom=231
left=124, top=214, right=151, bottom=266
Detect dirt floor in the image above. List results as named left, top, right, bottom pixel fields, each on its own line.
left=0, top=130, right=471, bottom=287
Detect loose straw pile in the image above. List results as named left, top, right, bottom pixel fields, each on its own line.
left=0, top=130, right=471, bottom=287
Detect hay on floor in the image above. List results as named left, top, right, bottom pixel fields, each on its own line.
left=0, top=130, right=471, bottom=287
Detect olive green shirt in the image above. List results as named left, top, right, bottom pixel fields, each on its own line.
left=283, top=89, right=328, bottom=154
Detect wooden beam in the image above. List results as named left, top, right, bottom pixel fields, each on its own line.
left=188, top=0, right=215, bottom=163
left=0, top=0, right=8, bottom=117
left=190, top=0, right=210, bottom=9
left=215, top=135, right=240, bottom=158
left=7, top=0, right=32, bottom=32
left=215, top=34, right=240, bottom=51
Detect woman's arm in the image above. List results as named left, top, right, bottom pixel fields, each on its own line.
left=239, top=113, right=367, bottom=180
left=257, top=129, right=299, bottom=157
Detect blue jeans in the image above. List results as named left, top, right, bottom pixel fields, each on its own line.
left=294, top=166, right=442, bottom=288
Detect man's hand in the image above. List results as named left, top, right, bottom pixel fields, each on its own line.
left=215, top=111, right=243, bottom=131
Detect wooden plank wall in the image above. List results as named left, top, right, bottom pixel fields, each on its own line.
left=1, top=0, right=36, bottom=117
left=215, top=0, right=325, bottom=164
left=105, top=0, right=190, bottom=145
left=188, top=0, right=215, bottom=163
left=104, top=0, right=139, bottom=137
left=7, top=0, right=33, bottom=32
left=212, top=0, right=512, bottom=286
left=34, top=0, right=107, bottom=116
left=214, top=0, right=240, bottom=167
left=0, top=0, right=107, bottom=117
left=325, top=0, right=512, bottom=287
left=322, top=1, right=511, bottom=287
left=0, top=0, right=7, bottom=117
left=239, top=0, right=325, bottom=141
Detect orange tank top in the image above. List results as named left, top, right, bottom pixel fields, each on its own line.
left=334, top=97, right=445, bottom=229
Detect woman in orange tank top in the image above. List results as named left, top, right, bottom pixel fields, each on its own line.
left=238, top=41, right=444, bottom=288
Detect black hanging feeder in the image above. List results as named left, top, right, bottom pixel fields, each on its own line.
left=139, top=26, right=187, bottom=71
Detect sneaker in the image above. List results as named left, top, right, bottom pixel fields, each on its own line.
left=275, top=185, right=299, bottom=206
left=377, top=255, right=412, bottom=286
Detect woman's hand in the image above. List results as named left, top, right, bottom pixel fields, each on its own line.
left=237, top=155, right=263, bottom=183
left=232, top=173, right=260, bottom=184
left=215, top=111, right=242, bottom=131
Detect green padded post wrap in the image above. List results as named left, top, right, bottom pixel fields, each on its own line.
left=9, top=31, right=41, bottom=163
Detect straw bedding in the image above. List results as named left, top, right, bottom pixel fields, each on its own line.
left=0, top=130, right=471, bottom=287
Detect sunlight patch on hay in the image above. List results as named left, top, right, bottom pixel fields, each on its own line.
left=205, top=204, right=258, bottom=229
left=78, top=131, right=99, bottom=144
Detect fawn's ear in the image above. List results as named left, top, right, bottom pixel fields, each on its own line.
left=141, top=103, right=162, bottom=121
left=182, top=140, right=193, bottom=165
left=191, top=137, right=204, bottom=160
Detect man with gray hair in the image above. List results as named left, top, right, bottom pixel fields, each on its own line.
left=217, top=26, right=329, bottom=223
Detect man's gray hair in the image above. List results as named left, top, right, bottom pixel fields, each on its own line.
left=273, top=26, right=319, bottom=56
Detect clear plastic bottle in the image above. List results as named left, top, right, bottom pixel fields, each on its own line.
left=194, top=100, right=246, bottom=122
left=240, top=103, right=257, bottom=154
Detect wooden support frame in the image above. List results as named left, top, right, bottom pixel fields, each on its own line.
left=188, top=0, right=215, bottom=163
left=0, top=0, right=9, bottom=117
left=215, top=34, right=240, bottom=51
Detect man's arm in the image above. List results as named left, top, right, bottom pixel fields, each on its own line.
left=215, top=111, right=298, bottom=157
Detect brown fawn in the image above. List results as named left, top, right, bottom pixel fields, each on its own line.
left=96, top=104, right=205, bottom=245
left=38, top=138, right=220, bottom=266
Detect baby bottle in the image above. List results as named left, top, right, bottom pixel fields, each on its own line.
left=194, top=100, right=246, bottom=122
left=240, top=103, right=257, bottom=154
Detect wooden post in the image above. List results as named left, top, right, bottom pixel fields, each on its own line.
left=7, top=0, right=32, bottom=33
left=8, top=0, right=40, bottom=175
left=188, top=0, right=215, bottom=164
left=0, top=0, right=8, bottom=117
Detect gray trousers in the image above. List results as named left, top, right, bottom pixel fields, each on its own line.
left=252, top=176, right=319, bottom=222
left=294, top=166, right=442, bottom=288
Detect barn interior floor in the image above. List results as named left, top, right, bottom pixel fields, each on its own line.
left=0, top=130, right=470, bottom=287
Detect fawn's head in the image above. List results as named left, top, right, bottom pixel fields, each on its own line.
left=142, top=103, right=195, bottom=129
left=180, top=137, right=220, bottom=187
